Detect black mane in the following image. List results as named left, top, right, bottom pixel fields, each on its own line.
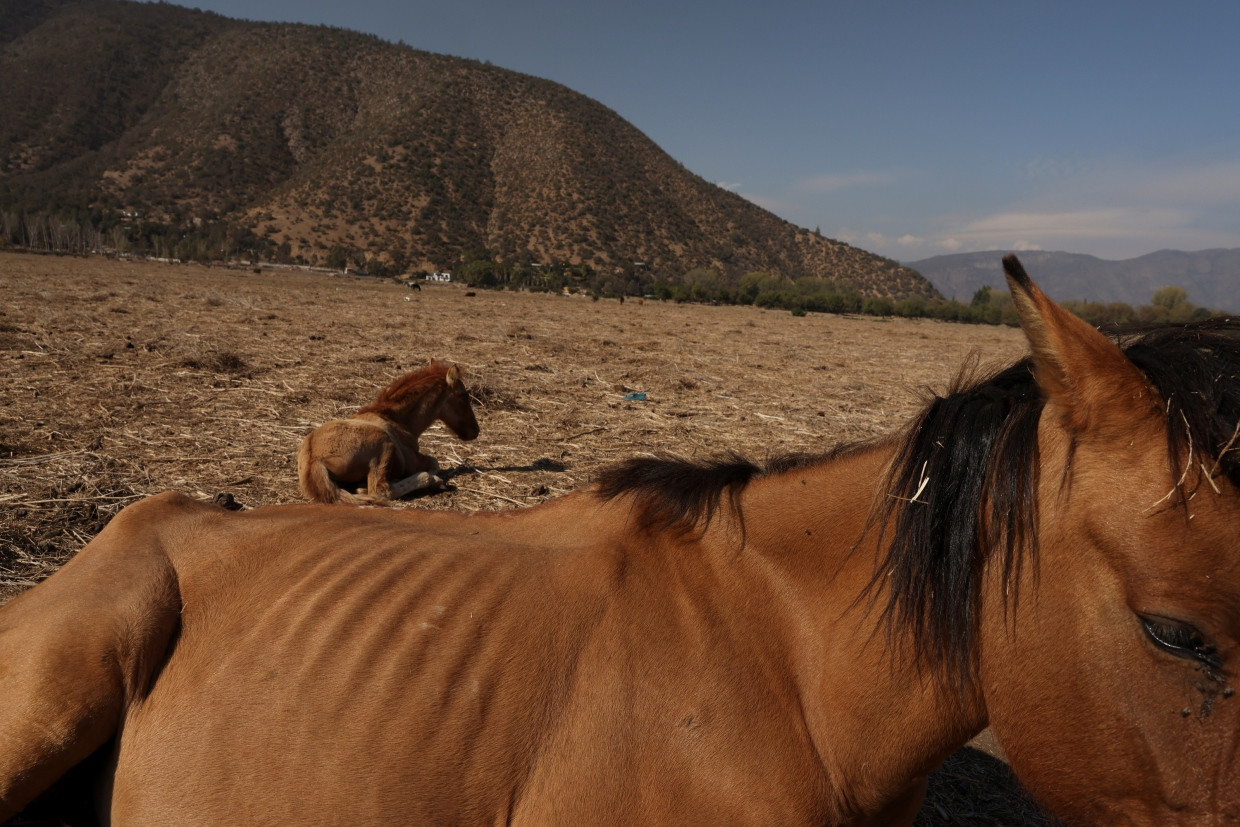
left=872, top=358, right=1043, bottom=691
left=879, top=317, right=1240, bottom=691
left=595, top=317, right=1240, bottom=690
left=592, top=446, right=870, bottom=537
left=593, top=454, right=763, bottom=537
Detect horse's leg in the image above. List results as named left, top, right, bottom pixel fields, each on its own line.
left=389, top=471, right=441, bottom=498
left=363, top=440, right=400, bottom=503
left=385, top=445, right=447, bottom=498
left=0, top=494, right=183, bottom=820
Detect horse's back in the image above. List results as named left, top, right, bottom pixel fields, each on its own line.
left=3, top=493, right=572, bottom=820
left=7, top=493, right=842, bottom=824
left=107, top=496, right=627, bottom=822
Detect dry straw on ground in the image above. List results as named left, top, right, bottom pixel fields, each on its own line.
left=0, top=252, right=1027, bottom=600
left=0, top=252, right=1053, bottom=824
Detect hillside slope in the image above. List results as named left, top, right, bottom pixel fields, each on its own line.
left=0, top=0, right=935, bottom=299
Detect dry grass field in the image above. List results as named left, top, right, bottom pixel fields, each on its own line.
left=0, top=251, right=1053, bottom=824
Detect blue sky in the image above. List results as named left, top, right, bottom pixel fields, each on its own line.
left=162, top=0, right=1240, bottom=263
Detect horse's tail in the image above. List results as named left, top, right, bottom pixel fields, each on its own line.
left=297, top=432, right=357, bottom=505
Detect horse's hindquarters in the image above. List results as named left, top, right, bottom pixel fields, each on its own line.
left=0, top=494, right=184, bottom=820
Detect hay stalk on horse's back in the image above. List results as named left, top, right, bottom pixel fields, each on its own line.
left=2, top=258, right=1240, bottom=824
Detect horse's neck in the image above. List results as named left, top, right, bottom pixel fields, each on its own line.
left=728, top=445, right=988, bottom=802
left=382, top=388, right=444, bottom=436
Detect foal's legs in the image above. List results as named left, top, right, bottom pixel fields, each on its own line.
left=389, top=471, right=442, bottom=498
left=387, top=451, right=445, bottom=498
left=362, top=438, right=402, bottom=502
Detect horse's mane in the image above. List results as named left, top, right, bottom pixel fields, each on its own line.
left=1117, top=317, right=1240, bottom=493
left=593, top=453, right=763, bottom=536
left=357, top=362, right=450, bottom=415
left=596, top=317, right=1240, bottom=690
left=592, top=444, right=876, bottom=537
left=880, top=316, right=1240, bottom=691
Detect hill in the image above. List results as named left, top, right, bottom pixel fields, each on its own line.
left=0, top=0, right=934, bottom=299
left=909, top=249, right=1240, bottom=312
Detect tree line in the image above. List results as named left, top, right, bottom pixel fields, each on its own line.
left=0, top=207, right=278, bottom=265
left=0, top=208, right=1220, bottom=327
left=449, top=259, right=1220, bottom=327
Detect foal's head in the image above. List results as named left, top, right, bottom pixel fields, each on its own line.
left=359, top=361, right=480, bottom=441
left=434, top=362, right=480, bottom=441
left=977, top=257, right=1240, bottom=822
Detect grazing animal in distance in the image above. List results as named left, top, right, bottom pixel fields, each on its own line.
left=2, top=257, right=1240, bottom=824
left=297, top=360, right=479, bottom=504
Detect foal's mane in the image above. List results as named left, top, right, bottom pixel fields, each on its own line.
left=596, top=318, right=1240, bottom=690
left=357, top=362, right=451, bottom=415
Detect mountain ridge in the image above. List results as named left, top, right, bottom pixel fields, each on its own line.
left=0, top=0, right=934, bottom=299
left=909, top=249, right=1240, bottom=312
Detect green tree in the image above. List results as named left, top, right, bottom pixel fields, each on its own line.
left=895, top=296, right=927, bottom=318
left=458, top=259, right=503, bottom=287
left=738, top=271, right=787, bottom=304
left=862, top=296, right=895, bottom=317
left=684, top=268, right=721, bottom=302
left=325, top=245, right=351, bottom=270
left=1151, top=286, right=1189, bottom=311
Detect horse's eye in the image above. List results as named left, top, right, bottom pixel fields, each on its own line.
left=1139, top=615, right=1208, bottom=660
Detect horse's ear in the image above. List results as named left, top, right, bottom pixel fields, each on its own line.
left=1003, top=255, right=1151, bottom=431
left=445, top=364, right=461, bottom=387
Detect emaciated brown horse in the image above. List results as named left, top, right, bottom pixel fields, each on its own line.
left=297, top=360, right=480, bottom=504
left=3, top=258, right=1240, bottom=824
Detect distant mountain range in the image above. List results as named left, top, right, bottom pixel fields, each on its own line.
left=909, top=249, right=1240, bottom=313
left=0, top=0, right=933, bottom=299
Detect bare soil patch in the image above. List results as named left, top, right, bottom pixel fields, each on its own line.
left=0, top=252, right=1050, bottom=824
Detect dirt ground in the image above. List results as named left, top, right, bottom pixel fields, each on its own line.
left=0, top=252, right=1028, bottom=593
left=0, top=252, right=1053, bottom=824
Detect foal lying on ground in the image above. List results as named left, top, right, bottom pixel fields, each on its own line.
left=297, top=360, right=480, bottom=504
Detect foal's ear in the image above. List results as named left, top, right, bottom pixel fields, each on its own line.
left=445, top=363, right=462, bottom=387
left=1003, top=255, right=1151, bottom=430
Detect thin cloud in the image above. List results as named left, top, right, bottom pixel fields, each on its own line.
left=914, top=204, right=1240, bottom=260
left=759, top=157, right=1240, bottom=262
left=1022, top=157, right=1092, bottom=182
left=1018, top=158, right=1240, bottom=215
left=795, top=170, right=900, bottom=193
left=1114, top=160, right=1240, bottom=206
left=954, top=208, right=1193, bottom=242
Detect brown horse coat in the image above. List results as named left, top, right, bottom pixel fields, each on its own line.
left=297, top=361, right=479, bottom=504
left=3, top=259, right=1240, bottom=824
left=3, top=461, right=937, bottom=824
